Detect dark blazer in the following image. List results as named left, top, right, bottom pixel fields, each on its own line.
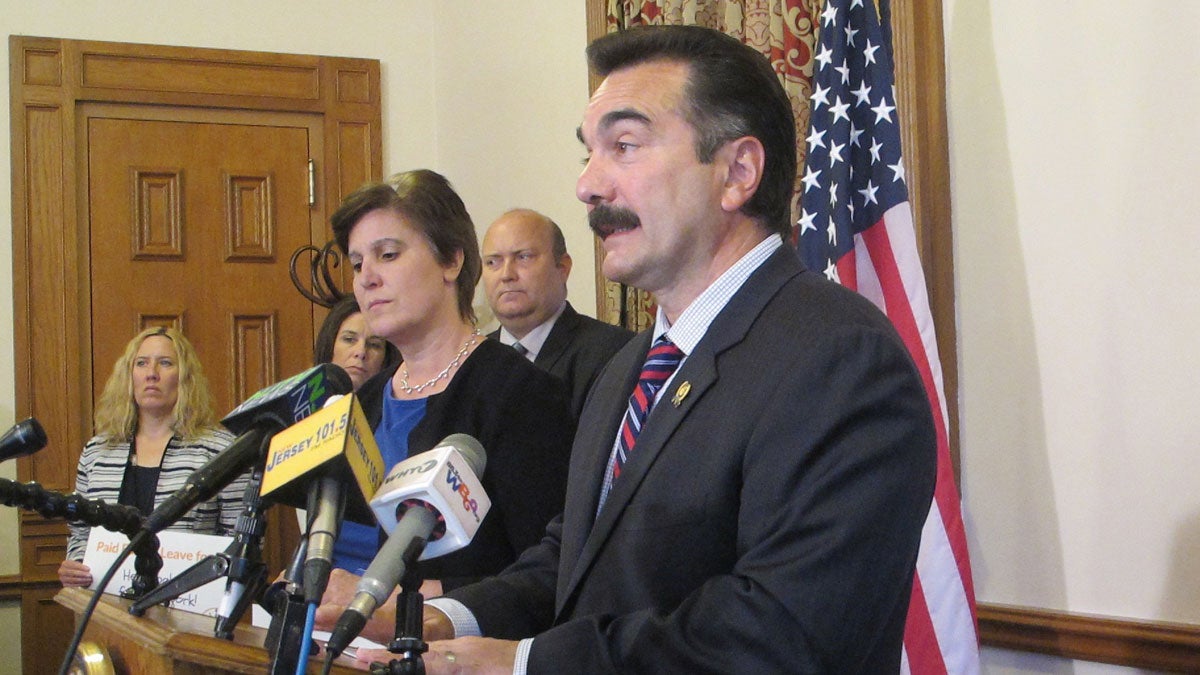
left=355, top=339, right=575, bottom=591
left=490, top=302, right=633, bottom=420
left=451, top=247, right=937, bottom=673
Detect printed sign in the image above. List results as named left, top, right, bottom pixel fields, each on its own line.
left=82, top=529, right=232, bottom=616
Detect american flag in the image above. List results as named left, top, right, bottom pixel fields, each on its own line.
left=796, top=0, right=981, bottom=672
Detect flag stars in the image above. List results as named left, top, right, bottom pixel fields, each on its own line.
left=869, top=139, right=883, bottom=163
left=821, top=2, right=839, bottom=26
left=852, top=80, right=872, bottom=106
left=811, top=83, right=830, bottom=110
left=849, top=122, right=864, bottom=148
left=797, top=209, right=818, bottom=236
left=830, top=96, right=850, bottom=124
left=800, top=0, right=913, bottom=283
left=823, top=258, right=840, bottom=283
left=858, top=180, right=879, bottom=206
left=863, top=40, right=880, bottom=65
left=801, top=166, right=823, bottom=193
left=835, top=61, right=850, bottom=84
left=828, top=140, right=845, bottom=168
left=806, top=126, right=826, bottom=152
left=872, top=97, right=896, bottom=124
left=815, top=44, right=833, bottom=70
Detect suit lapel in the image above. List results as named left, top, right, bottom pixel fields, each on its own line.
left=556, top=248, right=805, bottom=614
left=556, top=333, right=644, bottom=608
left=561, top=347, right=717, bottom=598
left=535, top=302, right=579, bottom=372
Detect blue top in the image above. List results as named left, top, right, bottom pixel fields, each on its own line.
left=331, top=384, right=427, bottom=573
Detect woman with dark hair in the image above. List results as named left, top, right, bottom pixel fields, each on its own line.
left=313, top=169, right=574, bottom=624
left=314, top=295, right=399, bottom=391
left=57, top=327, right=247, bottom=587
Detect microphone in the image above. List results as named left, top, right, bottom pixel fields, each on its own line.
left=324, top=434, right=490, bottom=658
left=221, top=363, right=353, bottom=435
left=0, top=418, right=48, bottom=462
left=142, top=364, right=353, bottom=534
left=259, top=392, right=386, bottom=603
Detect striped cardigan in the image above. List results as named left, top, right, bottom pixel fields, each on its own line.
left=66, top=427, right=249, bottom=561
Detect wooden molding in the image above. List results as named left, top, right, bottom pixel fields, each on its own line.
left=979, top=602, right=1200, bottom=672
left=888, top=0, right=960, bottom=475
left=0, top=574, right=23, bottom=601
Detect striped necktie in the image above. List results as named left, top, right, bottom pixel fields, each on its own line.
left=611, top=336, right=684, bottom=480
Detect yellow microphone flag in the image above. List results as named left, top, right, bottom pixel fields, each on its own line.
left=260, top=394, right=384, bottom=525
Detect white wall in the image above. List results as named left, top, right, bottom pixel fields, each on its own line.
left=429, top=4, right=594, bottom=311
left=945, top=0, right=1200, bottom=672
left=0, top=1, right=587, bottom=671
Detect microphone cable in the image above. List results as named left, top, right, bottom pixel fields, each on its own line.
left=296, top=601, right=318, bottom=675
left=56, top=528, right=154, bottom=675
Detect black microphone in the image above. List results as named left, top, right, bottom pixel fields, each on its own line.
left=142, top=364, right=353, bottom=534
left=324, top=434, right=489, bottom=658
left=0, top=418, right=48, bottom=462
left=221, top=363, right=353, bottom=435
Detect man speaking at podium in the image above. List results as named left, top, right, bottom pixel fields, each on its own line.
left=388, top=26, right=937, bottom=674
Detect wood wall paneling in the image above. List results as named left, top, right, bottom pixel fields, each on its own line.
left=979, top=604, right=1200, bottom=673
left=21, top=583, right=75, bottom=674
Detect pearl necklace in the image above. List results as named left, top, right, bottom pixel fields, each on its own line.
left=397, top=328, right=481, bottom=395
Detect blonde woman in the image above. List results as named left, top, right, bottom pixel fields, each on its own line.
left=57, top=327, right=247, bottom=587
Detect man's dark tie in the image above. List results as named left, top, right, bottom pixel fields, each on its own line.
left=512, top=341, right=528, bottom=357
left=612, top=336, right=684, bottom=480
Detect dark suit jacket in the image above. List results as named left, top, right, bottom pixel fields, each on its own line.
left=489, top=302, right=634, bottom=419
left=451, top=247, right=937, bottom=673
left=355, top=340, right=575, bottom=590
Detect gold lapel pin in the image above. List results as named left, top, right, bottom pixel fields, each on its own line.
left=671, top=381, right=691, bottom=407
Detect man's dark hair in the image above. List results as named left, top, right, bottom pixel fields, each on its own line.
left=331, top=169, right=481, bottom=322
left=587, top=25, right=797, bottom=238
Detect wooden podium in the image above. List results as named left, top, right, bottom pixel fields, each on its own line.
left=56, top=587, right=363, bottom=674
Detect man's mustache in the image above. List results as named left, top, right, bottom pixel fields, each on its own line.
left=589, top=205, right=641, bottom=237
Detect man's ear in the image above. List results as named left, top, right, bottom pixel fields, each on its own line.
left=558, top=252, right=573, bottom=280
left=720, top=136, right=766, bottom=213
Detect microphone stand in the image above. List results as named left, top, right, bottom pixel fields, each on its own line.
left=370, top=549, right=427, bottom=675
left=262, top=533, right=313, bottom=675
left=129, top=445, right=271, bottom=640
left=0, top=478, right=162, bottom=597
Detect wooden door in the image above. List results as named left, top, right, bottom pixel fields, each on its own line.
left=86, top=108, right=319, bottom=418
left=83, top=110, right=319, bottom=637
left=10, top=36, right=382, bottom=672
